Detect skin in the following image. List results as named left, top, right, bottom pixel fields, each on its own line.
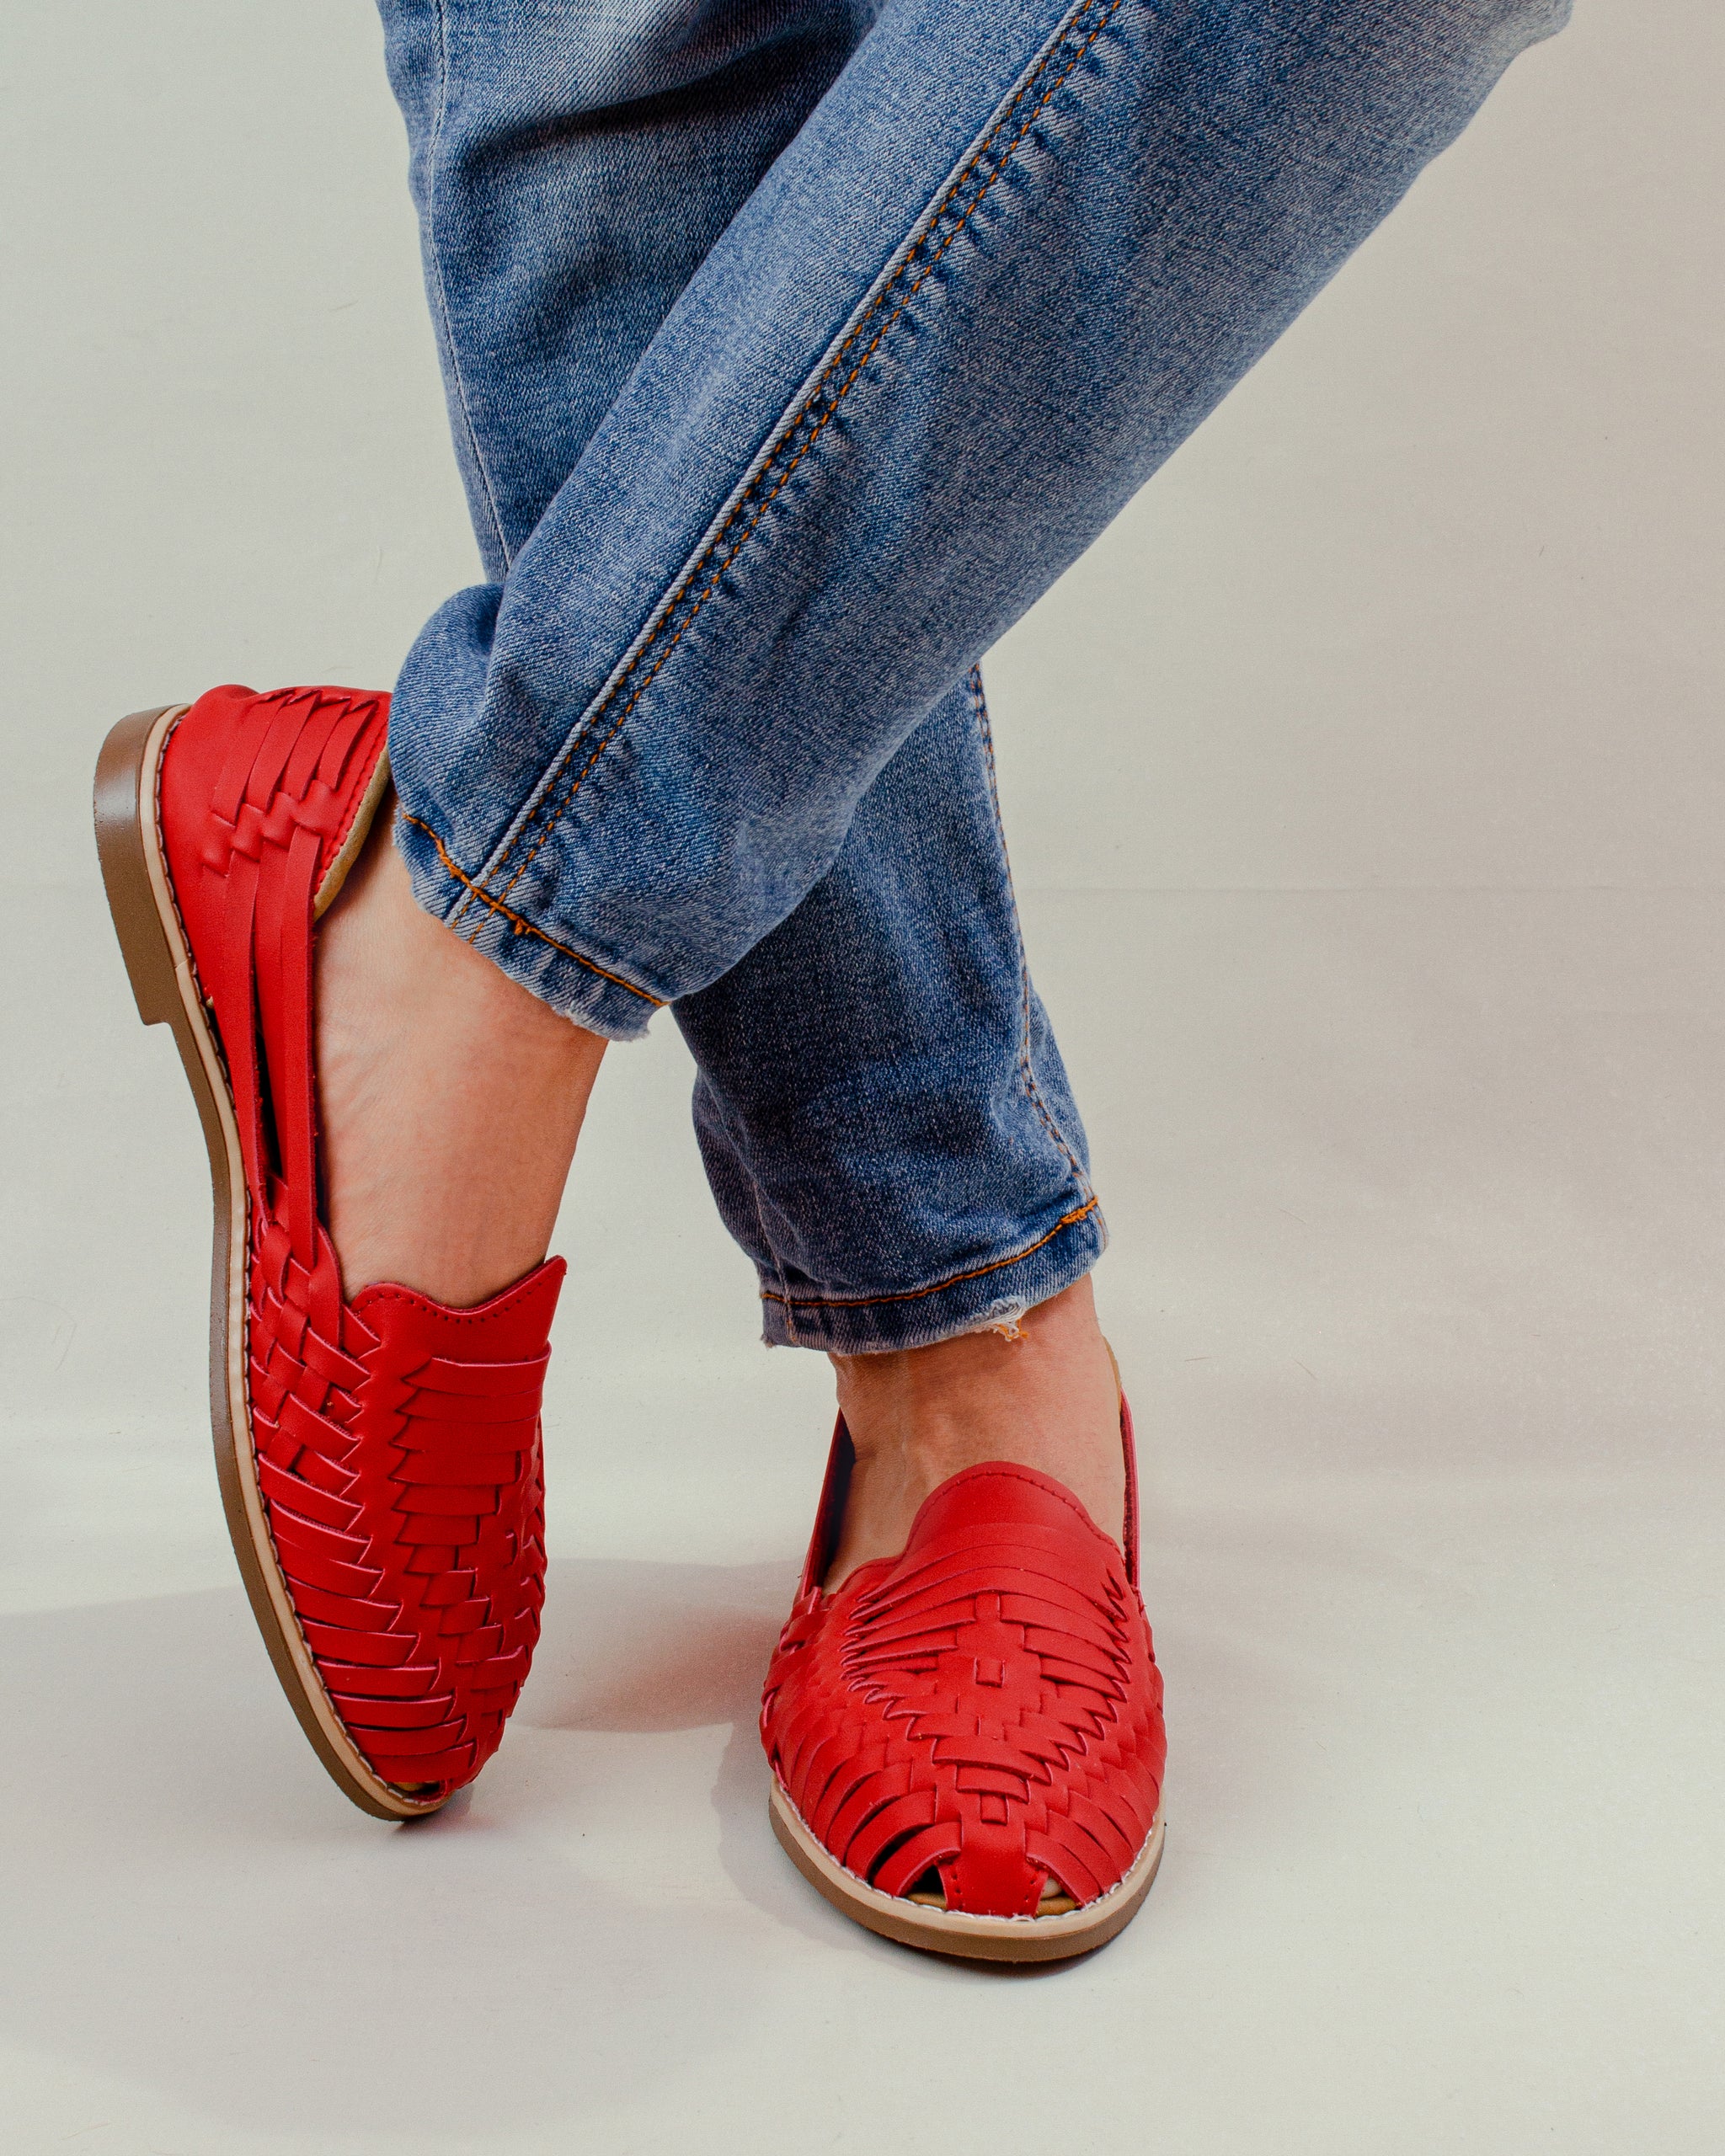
left=316, top=798, right=1125, bottom=1586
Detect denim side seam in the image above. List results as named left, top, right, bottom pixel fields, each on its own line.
left=744, top=675, right=1103, bottom=1347
left=457, top=0, right=1130, bottom=939
left=968, top=670, right=1095, bottom=1199
left=424, top=0, right=510, bottom=576
left=690, top=1070, right=798, bottom=1340
left=752, top=1175, right=798, bottom=1344
left=398, top=808, right=667, bottom=1010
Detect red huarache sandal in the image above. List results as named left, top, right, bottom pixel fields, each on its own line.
left=94, top=687, right=562, bottom=1819
left=761, top=1400, right=1166, bottom=1961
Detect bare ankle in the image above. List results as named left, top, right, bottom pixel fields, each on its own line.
left=823, top=1277, right=1124, bottom=1586
left=313, top=795, right=607, bottom=1305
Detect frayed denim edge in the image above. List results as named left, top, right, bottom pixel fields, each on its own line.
left=759, top=1194, right=1107, bottom=1353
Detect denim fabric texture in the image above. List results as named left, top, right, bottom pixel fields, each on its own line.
left=377, top=0, right=1567, bottom=1348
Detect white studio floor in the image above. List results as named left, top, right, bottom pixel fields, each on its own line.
left=3, top=3, right=1722, bottom=2153
left=4, top=884, right=1720, bottom=2155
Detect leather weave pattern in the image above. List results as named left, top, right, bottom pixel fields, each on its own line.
left=159, top=685, right=561, bottom=1796
left=761, top=1438, right=1165, bottom=1918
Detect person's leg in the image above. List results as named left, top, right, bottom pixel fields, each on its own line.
left=361, top=0, right=1122, bottom=1526
left=388, top=0, right=1570, bottom=1038
left=375, top=0, right=878, bottom=572
left=334, top=0, right=881, bottom=1300
left=365, top=0, right=1566, bottom=1568
left=680, top=673, right=1097, bottom=1357
left=313, top=782, right=605, bottom=1305
left=674, top=669, right=1122, bottom=1562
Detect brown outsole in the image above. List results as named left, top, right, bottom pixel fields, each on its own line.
left=768, top=1780, right=1163, bottom=1963
left=93, top=705, right=444, bottom=1822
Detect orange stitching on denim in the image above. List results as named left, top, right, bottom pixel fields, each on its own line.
left=474, top=0, right=1125, bottom=926
left=399, top=811, right=665, bottom=1006
left=759, top=1196, right=1101, bottom=1311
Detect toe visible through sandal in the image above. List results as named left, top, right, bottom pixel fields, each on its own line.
left=760, top=1406, right=1167, bottom=1961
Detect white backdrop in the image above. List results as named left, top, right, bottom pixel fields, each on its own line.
left=2, top=5, right=1720, bottom=2153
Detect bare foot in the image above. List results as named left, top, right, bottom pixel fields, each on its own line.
left=314, top=792, right=606, bottom=1305
left=824, top=1276, right=1124, bottom=1588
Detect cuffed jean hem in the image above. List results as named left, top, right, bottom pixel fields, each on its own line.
left=758, top=1192, right=1107, bottom=1354
left=394, top=808, right=665, bottom=1042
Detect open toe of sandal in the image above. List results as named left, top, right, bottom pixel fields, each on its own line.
left=761, top=1405, right=1166, bottom=1961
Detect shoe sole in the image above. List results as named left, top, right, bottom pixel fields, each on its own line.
left=93, top=705, right=445, bottom=1821
left=768, top=1779, right=1163, bottom=1963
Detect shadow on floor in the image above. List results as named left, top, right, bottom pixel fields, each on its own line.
left=0, top=1558, right=818, bottom=2139
left=2, top=1513, right=1295, bottom=2130
left=522, top=1551, right=869, bottom=1956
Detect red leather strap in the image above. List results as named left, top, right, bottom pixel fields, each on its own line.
left=245, top=1251, right=562, bottom=1789
left=158, top=685, right=562, bottom=1796
left=762, top=1423, right=1166, bottom=1918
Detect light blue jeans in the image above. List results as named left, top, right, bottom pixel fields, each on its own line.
left=377, top=0, right=1566, bottom=1351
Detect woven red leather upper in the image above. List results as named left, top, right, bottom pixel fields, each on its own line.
left=158, top=685, right=561, bottom=1796
left=761, top=1412, right=1166, bottom=1918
